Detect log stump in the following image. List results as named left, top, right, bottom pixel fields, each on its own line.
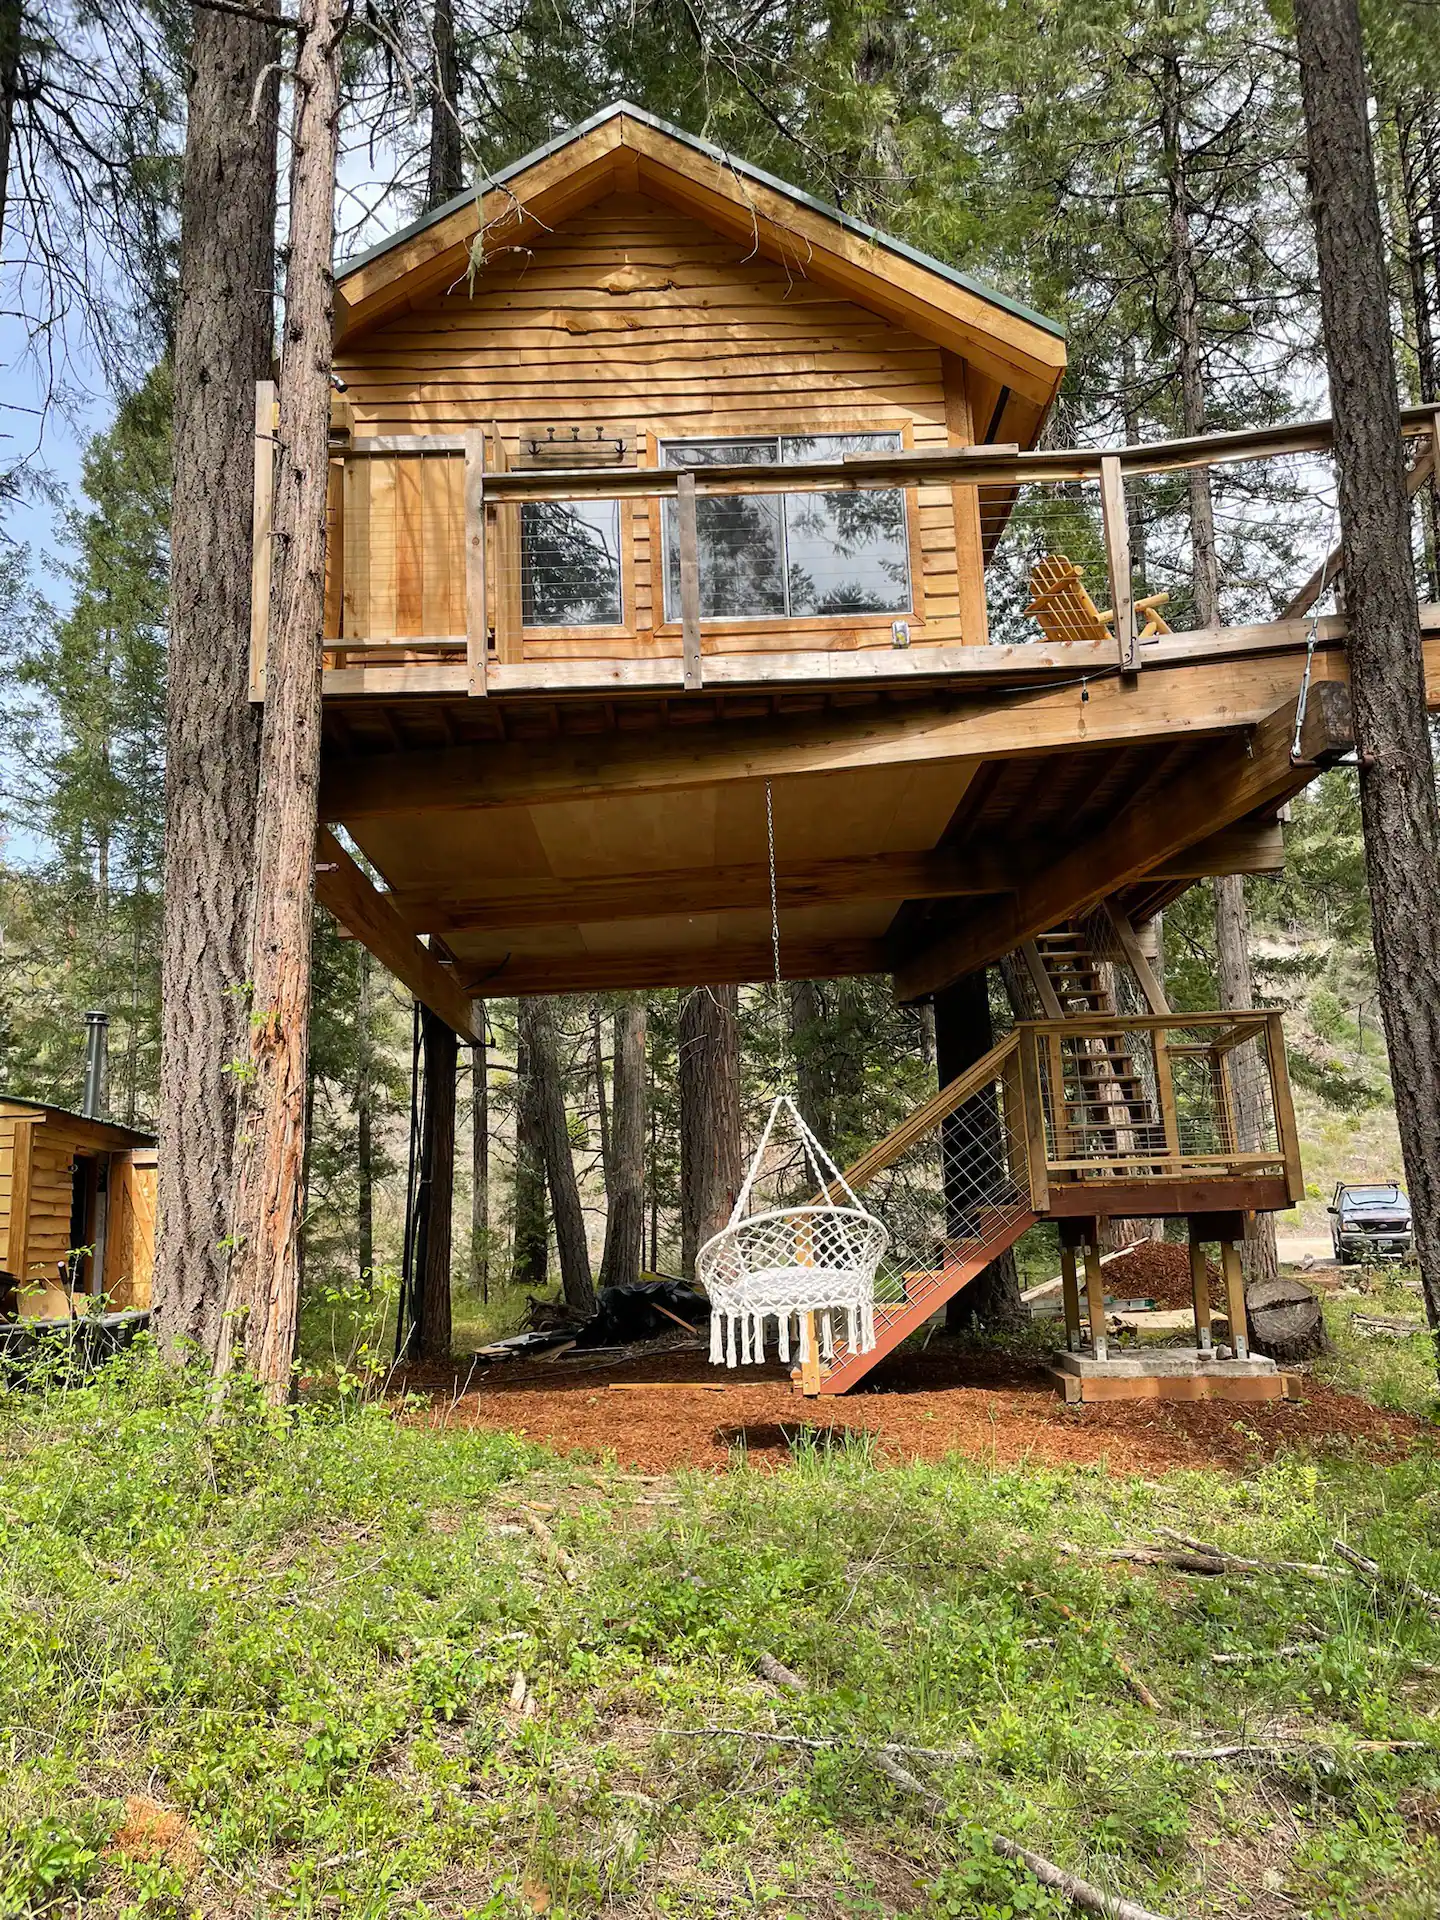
left=1244, top=1274, right=1328, bottom=1365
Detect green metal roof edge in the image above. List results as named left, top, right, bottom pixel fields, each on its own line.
left=336, top=99, right=1066, bottom=345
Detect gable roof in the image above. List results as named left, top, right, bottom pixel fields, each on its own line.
left=335, top=101, right=1067, bottom=421
left=0, top=1095, right=154, bottom=1150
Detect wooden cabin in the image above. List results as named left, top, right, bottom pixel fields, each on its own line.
left=248, top=104, right=1440, bottom=1393
left=0, top=1100, right=156, bottom=1320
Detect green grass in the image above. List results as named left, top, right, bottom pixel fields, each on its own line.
left=4, top=1348, right=1440, bottom=1918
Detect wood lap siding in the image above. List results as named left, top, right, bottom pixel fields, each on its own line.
left=334, top=192, right=973, bottom=657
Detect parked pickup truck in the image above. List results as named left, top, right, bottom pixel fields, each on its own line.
left=1328, top=1182, right=1413, bottom=1263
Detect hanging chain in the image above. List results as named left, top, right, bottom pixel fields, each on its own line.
left=765, top=778, right=782, bottom=991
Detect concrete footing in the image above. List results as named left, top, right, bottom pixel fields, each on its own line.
left=1049, top=1346, right=1300, bottom=1404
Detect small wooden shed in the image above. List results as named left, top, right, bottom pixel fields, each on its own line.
left=0, top=1098, right=156, bottom=1320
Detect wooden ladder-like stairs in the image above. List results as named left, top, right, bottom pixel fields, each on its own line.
left=1027, top=925, right=1158, bottom=1150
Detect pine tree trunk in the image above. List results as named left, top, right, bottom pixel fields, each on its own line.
left=599, top=997, right=647, bottom=1290
left=154, top=5, right=276, bottom=1362
left=1212, top=874, right=1280, bottom=1285
left=511, top=1016, right=549, bottom=1291
left=522, top=997, right=595, bottom=1317
left=471, top=1023, right=488, bottom=1303
left=217, top=0, right=343, bottom=1394
left=787, top=980, right=828, bottom=1141
left=1397, top=104, right=1440, bottom=601
left=1295, top=0, right=1440, bottom=1346
left=425, top=0, right=463, bottom=209
left=591, top=1000, right=610, bottom=1173
left=356, top=948, right=373, bottom=1281
left=934, top=972, right=1022, bottom=1329
left=679, top=984, right=741, bottom=1277
left=414, top=1004, right=455, bottom=1361
left=0, top=0, right=21, bottom=242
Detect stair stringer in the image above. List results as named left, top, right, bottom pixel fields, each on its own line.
left=815, top=1205, right=1038, bottom=1395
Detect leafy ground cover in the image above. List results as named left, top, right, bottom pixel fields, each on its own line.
left=3, top=1348, right=1440, bottom=1919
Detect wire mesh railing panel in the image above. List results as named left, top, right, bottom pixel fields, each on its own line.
left=1029, top=1020, right=1284, bottom=1175
left=981, top=485, right=1113, bottom=645
left=824, top=1060, right=1033, bottom=1370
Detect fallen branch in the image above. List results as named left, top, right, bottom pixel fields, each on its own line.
left=1059, top=1542, right=1341, bottom=1581
left=516, top=1507, right=576, bottom=1583
left=749, top=1654, right=1174, bottom=1920
left=1333, top=1540, right=1440, bottom=1612
left=669, top=1726, right=982, bottom=1763
left=871, top=1751, right=1173, bottom=1920
left=1163, top=1739, right=1425, bottom=1764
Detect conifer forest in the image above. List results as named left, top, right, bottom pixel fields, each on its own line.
left=4, top=0, right=1440, bottom=1914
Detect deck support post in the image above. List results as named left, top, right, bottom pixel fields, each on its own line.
left=1219, top=1238, right=1249, bottom=1359
left=1081, top=1224, right=1107, bottom=1361
left=1187, top=1223, right=1213, bottom=1352
left=1058, top=1222, right=1084, bottom=1353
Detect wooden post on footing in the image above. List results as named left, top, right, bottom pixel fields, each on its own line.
left=799, top=1309, right=822, bottom=1396
left=1081, top=1227, right=1107, bottom=1362
left=1188, top=1225, right=1213, bottom=1354
left=1058, top=1222, right=1084, bottom=1353
left=1219, top=1240, right=1249, bottom=1359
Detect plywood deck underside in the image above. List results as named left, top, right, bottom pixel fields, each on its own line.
left=322, top=658, right=1325, bottom=999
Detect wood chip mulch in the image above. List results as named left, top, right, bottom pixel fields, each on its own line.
left=399, top=1335, right=1430, bottom=1476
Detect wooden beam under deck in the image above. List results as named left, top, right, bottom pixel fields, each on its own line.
left=320, top=641, right=1382, bottom=824
left=314, top=828, right=480, bottom=1040
left=892, top=682, right=1354, bottom=1001
left=393, top=847, right=1014, bottom=935
left=459, top=937, right=888, bottom=998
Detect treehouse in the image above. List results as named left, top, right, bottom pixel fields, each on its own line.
left=255, top=103, right=1440, bottom=1396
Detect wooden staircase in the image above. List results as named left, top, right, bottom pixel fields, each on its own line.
left=808, top=1033, right=1038, bottom=1395
left=1023, top=922, right=1162, bottom=1157
left=815, top=1201, right=1036, bottom=1393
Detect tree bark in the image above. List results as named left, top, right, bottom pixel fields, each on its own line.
left=679, top=983, right=741, bottom=1277
left=1212, top=875, right=1280, bottom=1285
left=413, top=1003, right=455, bottom=1361
left=1295, top=0, right=1440, bottom=1345
left=1397, top=103, right=1440, bottom=601
left=217, top=0, right=343, bottom=1393
left=599, top=996, right=647, bottom=1290
left=356, top=948, right=373, bottom=1281
left=591, top=999, right=610, bottom=1173
left=425, top=0, right=463, bottom=209
left=511, top=1013, right=549, bottom=1291
left=934, top=972, right=1022, bottom=1330
left=787, top=979, right=829, bottom=1142
left=521, top=997, right=595, bottom=1317
left=153, top=4, right=276, bottom=1362
left=0, top=0, right=22, bottom=243
left=471, top=1019, right=488, bottom=1303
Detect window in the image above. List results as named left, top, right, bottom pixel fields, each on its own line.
left=663, top=432, right=910, bottom=621
left=521, top=499, right=622, bottom=627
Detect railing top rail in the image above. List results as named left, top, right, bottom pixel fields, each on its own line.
left=1018, top=1011, right=1275, bottom=1032
left=384, top=403, right=1440, bottom=504
left=814, top=1030, right=1020, bottom=1202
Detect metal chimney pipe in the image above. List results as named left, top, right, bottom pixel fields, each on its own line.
left=82, top=1011, right=109, bottom=1120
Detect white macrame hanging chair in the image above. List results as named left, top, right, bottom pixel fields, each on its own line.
left=695, top=1091, right=889, bottom=1370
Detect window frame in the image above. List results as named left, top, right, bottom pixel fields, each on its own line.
left=657, top=428, right=917, bottom=629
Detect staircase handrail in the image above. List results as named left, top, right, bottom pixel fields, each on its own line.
left=813, top=1032, right=1022, bottom=1203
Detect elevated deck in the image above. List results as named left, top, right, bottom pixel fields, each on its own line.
left=272, top=407, right=1438, bottom=1014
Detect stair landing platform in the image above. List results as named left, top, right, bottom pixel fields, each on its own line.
left=1050, top=1347, right=1301, bottom=1404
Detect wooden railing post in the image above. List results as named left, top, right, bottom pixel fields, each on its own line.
left=250, top=379, right=276, bottom=701
left=463, top=429, right=487, bottom=696
left=676, top=469, right=702, bottom=690
left=1100, top=453, right=1136, bottom=673
left=1014, top=1030, right=1050, bottom=1211
left=1266, top=1010, right=1304, bottom=1203
left=1152, top=1027, right=1182, bottom=1164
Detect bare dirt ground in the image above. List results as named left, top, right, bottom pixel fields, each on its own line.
left=401, top=1327, right=1427, bottom=1475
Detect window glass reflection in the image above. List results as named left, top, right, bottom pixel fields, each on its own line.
left=521, top=499, right=622, bottom=627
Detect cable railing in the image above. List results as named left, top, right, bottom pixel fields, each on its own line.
left=248, top=390, right=1440, bottom=697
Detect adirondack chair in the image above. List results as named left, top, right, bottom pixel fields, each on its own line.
left=1025, top=553, right=1172, bottom=646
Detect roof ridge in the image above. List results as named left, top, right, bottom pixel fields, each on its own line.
left=335, top=100, right=1065, bottom=343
